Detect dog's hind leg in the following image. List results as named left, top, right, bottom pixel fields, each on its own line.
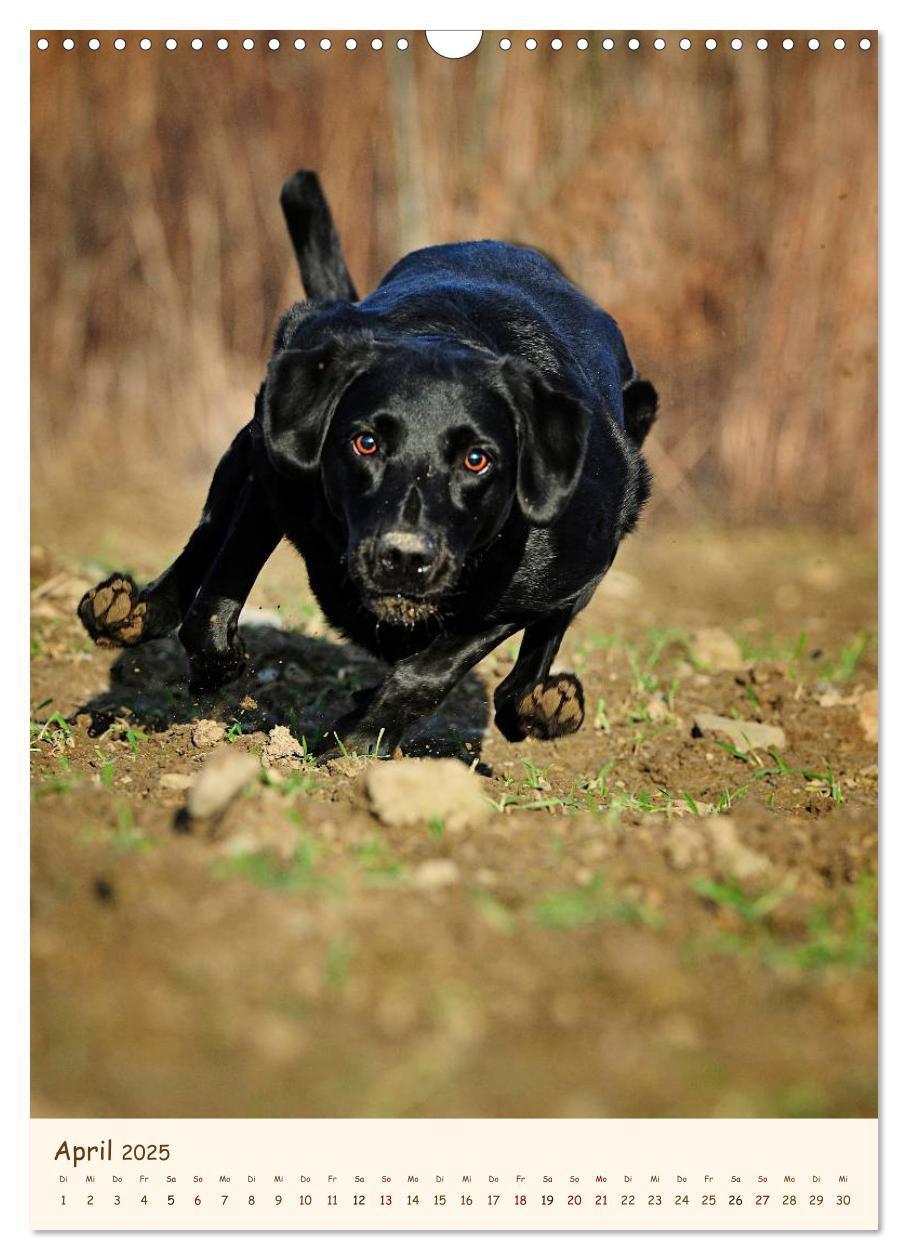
left=280, top=170, right=359, bottom=302
left=493, top=606, right=586, bottom=742
left=78, top=422, right=257, bottom=649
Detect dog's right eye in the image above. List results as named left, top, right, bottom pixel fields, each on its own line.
left=352, top=432, right=379, bottom=457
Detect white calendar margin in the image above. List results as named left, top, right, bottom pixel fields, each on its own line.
left=7, top=0, right=898, bottom=1253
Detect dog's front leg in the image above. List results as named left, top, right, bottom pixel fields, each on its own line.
left=178, top=477, right=284, bottom=693
left=320, top=622, right=522, bottom=757
left=78, top=422, right=257, bottom=648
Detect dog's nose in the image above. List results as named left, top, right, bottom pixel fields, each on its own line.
left=375, top=530, right=438, bottom=585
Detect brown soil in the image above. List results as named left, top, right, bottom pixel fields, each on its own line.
left=30, top=501, right=877, bottom=1119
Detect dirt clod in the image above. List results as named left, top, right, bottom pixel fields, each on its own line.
left=692, top=712, right=786, bottom=752
left=261, top=725, right=306, bottom=766
left=191, top=719, right=226, bottom=749
left=186, top=748, right=259, bottom=820
left=160, top=772, right=194, bottom=792
left=364, top=759, right=490, bottom=831
left=661, top=816, right=773, bottom=881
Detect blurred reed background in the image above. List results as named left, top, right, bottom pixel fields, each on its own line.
left=31, top=32, right=877, bottom=527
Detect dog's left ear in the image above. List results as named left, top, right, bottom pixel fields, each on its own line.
left=498, top=358, right=592, bottom=526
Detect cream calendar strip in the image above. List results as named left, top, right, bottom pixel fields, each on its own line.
left=31, top=1118, right=877, bottom=1231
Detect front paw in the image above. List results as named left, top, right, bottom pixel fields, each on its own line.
left=78, top=573, right=149, bottom=647
left=495, top=672, right=585, bottom=742
left=187, top=645, right=248, bottom=694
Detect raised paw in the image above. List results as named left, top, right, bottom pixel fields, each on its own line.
left=495, top=672, right=585, bottom=742
left=78, top=573, right=149, bottom=647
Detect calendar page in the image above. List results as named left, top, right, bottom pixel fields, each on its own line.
left=29, top=22, right=878, bottom=1234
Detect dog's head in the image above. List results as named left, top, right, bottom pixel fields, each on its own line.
left=262, top=334, right=590, bottom=625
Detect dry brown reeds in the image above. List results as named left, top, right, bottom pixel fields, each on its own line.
left=31, top=32, right=877, bottom=527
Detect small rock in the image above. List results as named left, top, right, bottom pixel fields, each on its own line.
left=186, top=748, right=258, bottom=820
left=192, top=719, right=226, bottom=749
left=689, top=627, right=744, bottom=672
left=364, top=758, right=489, bottom=832
left=818, top=688, right=845, bottom=708
left=238, top=606, right=284, bottom=629
left=858, top=690, right=878, bottom=744
left=645, top=696, right=669, bottom=721
left=160, top=772, right=194, bottom=792
left=411, top=858, right=460, bottom=890
left=692, top=712, right=786, bottom=752
left=262, top=725, right=306, bottom=767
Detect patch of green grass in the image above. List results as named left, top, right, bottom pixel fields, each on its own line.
left=110, top=722, right=150, bottom=755
left=263, top=768, right=319, bottom=796
left=692, top=877, right=793, bottom=924
left=322, top=937, right=356, bottom=989
left=30, top=709, right=73, bottom=753
left=818, top=632, right=871, bottom=686
left=751, top=751, right=847, bottom=803
left=691, top=873, right=876, bottom=972
left=593, top=698, right=611, bottom=732
left=215, top=837, right=342, bottom=896
left=224, top=720, right=244, bottom=744
left=534, top=876, right=663, bottom=931
left=351, top=836, right=405, bottom=885
left=31, top=770, right=80, bottom=801
left=96, top=753, right=117, bottom=788
left=469, top=890, right=516, bottom=934
left=111, top=803, right=156, bottom=852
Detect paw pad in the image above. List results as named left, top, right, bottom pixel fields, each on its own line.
left=78, top=574, right=148, bottom=647
left=499, top=672, right=585, bottom=741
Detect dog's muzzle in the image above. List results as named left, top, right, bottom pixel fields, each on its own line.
left=353, top=530, right=455, bottom=625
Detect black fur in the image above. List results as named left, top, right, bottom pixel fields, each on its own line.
left=79, top=171, right=658, bottom=756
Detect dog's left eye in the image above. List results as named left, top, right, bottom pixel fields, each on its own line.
left=463, top=448, right=492, bottom=475
left=353, top=432, right=379, bottom=457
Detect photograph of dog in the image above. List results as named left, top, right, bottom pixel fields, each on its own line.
left=78, top=171, right=658, bottom=758
left=32, top=34, right=876, bottom=1121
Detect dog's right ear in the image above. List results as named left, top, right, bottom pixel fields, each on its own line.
left=262, top=336, right=377, bottom=475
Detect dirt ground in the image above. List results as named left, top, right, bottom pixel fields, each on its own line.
left=30, top=489, right=877, bottom=1119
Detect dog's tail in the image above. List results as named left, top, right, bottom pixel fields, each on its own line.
left=621, top=377, right=659, bottom=448
left=280, top=170, right=359, bottom=303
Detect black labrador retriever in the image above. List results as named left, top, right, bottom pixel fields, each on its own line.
left=79, top=171, right=657, bottom=756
